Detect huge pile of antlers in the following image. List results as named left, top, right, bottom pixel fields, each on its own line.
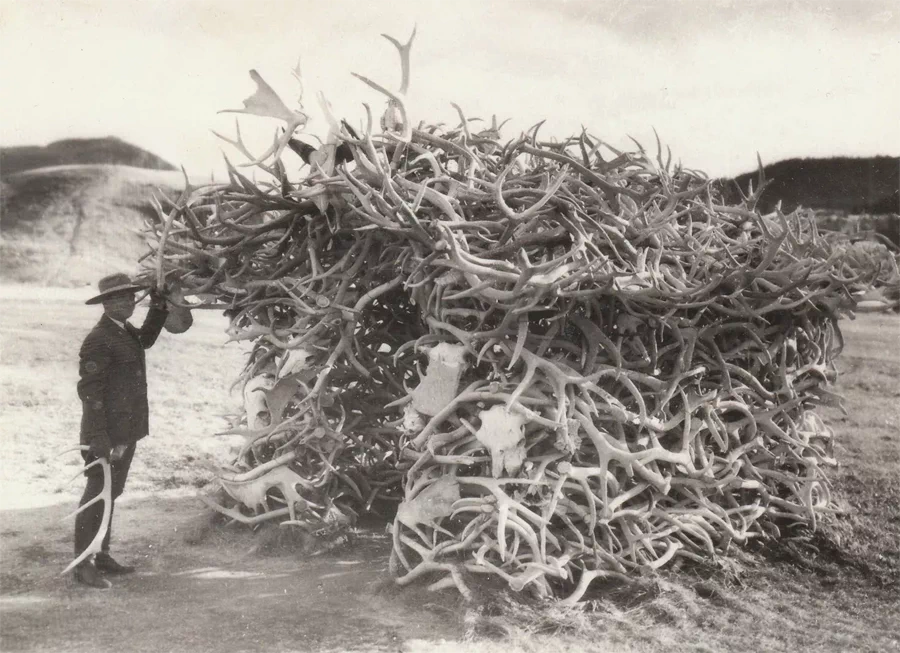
left=137, top=31, right=879, bottom=602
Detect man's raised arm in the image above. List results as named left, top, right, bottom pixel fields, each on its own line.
left=133, top=286, right=170, bottom=349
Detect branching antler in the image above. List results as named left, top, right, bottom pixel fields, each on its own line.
left=61, top=446, right=111, bottom=575
left=353, top=25, right=417, bottom=141
left=381, top=25, right=416, bottom=95
left=219, top=70, right=309, bottom=164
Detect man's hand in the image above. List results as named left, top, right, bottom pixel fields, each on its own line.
left=148, top=284, right=169, bottom=309
left=88, top=436, right=112, bottom=459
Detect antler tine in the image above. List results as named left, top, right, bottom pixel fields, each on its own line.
left=210, top=118, right=248, bottom=159
left=292, top=55, right=304, bottom=106
left=317, top=91, right=341, bottom=136
left=201, top=496, right=292, bottom=525
left=61, top=447, right=112, bottom=575
left=212, top=120, right=275, bottom=174
left=381, top=25, right=417, bottom=95
left=351, top=73, right=412, bottom=143
left=450, top=103, right=474, bottom=141
left=246, top=130, right=298, bottom=168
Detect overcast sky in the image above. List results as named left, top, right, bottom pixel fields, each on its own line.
left=1, top=0, right=897, bottom=180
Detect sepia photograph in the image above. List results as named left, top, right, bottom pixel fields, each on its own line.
left=0, top=1, right=898, bottom=651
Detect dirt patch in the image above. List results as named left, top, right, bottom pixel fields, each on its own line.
left=0, top=493, right=464, bottom=653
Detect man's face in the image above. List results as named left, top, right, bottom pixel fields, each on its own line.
left=102, top=292, right=136, bottom=321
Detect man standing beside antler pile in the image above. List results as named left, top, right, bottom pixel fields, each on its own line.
left=72, top=273, right=187, bottom=589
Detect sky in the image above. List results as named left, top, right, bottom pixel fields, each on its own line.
left=1, top=0, right=898, bottom=180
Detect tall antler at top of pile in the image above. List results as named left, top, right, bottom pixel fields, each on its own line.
left=136, top=30, right=881, bottom=602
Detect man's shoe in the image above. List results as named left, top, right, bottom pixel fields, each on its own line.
left=94, top=553, right=136, bottom=575
left=73, top=563, right=112, bottom=589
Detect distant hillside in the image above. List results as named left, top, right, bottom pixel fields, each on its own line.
left=0, top=164, right=184, bottom=286
left=721, top=156, right=899, bottom=215
left=1, top=137, right=177, bottom=177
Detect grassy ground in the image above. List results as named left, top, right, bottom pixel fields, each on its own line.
left=1, top=285, right=898, bottom=652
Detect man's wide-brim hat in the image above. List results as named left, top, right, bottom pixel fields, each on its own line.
left=85, top=273, right=146, bottom=305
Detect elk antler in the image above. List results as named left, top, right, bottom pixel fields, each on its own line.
left=218, top=464, right=312, bottom=522
left=352, top=26, right=417, bottom=141
left=219, top=70, right=309, bottom=164
left=381, top=25, right=416, bottom=95
left=61, top=446, right=112, bottom=575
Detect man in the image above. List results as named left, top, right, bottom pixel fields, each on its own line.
left=73, top=273, right=177, bottom=589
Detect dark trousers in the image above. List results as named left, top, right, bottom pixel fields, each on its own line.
left=74, top=444, right=136, bottom=559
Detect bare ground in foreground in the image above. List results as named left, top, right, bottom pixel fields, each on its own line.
left=1, top=285, right=898, bottom=653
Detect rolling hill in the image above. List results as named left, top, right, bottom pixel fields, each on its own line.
left=0, top=164, right=184, bottom=286
left=1, top=138, right=186, bottom=286
left=720, top=156, right=899, bottom=215
left=1, top=137, right=177, bottom=176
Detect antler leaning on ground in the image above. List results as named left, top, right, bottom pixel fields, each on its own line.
left=61, top=446, right=112, bottom=575
left=138, top=31, right=880, bottom=601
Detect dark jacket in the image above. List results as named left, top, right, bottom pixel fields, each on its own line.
left=77, top=307, right=168, bottom=448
